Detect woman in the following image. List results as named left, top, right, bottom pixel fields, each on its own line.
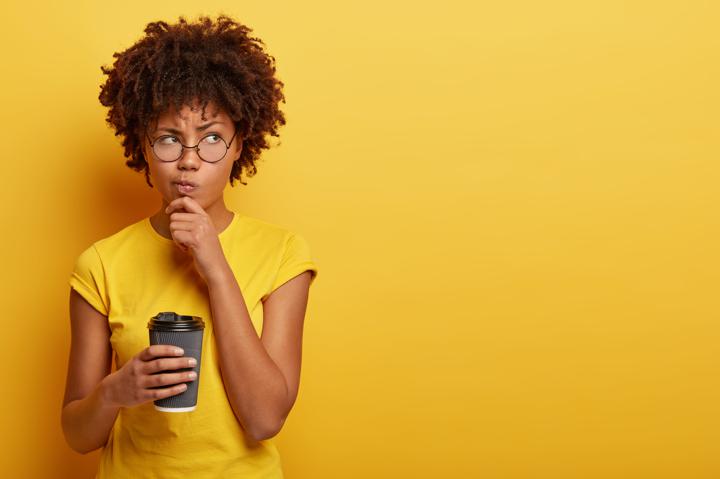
left=61, top=15, right=318, bottom=478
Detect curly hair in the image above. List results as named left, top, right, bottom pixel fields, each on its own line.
left=98, top=14, right=286, bottom=187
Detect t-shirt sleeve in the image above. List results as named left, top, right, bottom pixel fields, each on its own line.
left=269, top=232, right=319, bottom=294
left=69, top=244, right=109, bottom=316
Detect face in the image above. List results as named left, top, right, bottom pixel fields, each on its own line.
left=143, top=100, right=241, bottom=212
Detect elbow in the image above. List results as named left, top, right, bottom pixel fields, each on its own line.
left=61, top=410, right=104, bottom=455
left=62, top=427, right=104, bottom=455
left=70, top=442, right=102, bottom=455
left=249, top=424, right=278, bottom=442
left=62, top=430, right=103, bottom=455
left=248, top=416, right=286, bottom=442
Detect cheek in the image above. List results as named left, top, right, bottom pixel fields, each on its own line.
left=145, top=150, right=158, bottom=176
left=224, top=161, right=237, bottom=179
left=210, top=164, right=234, bottom=187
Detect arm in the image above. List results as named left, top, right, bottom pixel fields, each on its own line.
left=60, top=288, right=118, bottom=454
left=60, top=289, right=199, bottom=453
left=206, top=265, right=312, bottom=441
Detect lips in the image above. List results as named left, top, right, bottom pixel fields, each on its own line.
left=174, top=180, right=198, bottom=187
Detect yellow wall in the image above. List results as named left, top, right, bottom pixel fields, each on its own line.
left=1, top=1, right=717, bottom=477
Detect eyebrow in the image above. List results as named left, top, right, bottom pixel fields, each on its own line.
left=156, top=121, right=225, bottom=134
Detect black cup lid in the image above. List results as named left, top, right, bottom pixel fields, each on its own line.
left=148, top=311, right=205, bottom=331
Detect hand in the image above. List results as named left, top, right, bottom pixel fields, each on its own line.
left=164, top=196, right=227, bottom=283
left=101, top=345, right=198, bottom=409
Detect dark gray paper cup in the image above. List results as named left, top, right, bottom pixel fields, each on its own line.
left=147, top=312, right=204, bottom=412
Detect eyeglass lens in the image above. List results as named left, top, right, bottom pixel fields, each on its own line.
left=153, top=135, right=228, bottom=163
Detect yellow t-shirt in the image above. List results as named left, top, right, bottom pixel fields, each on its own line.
left=68, top=211, right=318, bottom=479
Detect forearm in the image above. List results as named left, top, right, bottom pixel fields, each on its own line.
left=206, top=262, right=288, bottom=441
left=61, top=378, right=119, bottom=454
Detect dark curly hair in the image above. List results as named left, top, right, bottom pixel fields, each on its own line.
left=98, top=14, right=286, bottom=187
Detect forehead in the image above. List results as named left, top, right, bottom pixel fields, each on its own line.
left=155, top=100, right=229, bottom=125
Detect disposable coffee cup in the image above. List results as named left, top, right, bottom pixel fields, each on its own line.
left=147, top=311, right=205, bottom=412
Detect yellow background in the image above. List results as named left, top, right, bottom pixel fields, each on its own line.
left=1, top=1, right=718, bottom=477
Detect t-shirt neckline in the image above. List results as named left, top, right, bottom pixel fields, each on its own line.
left=143, top=211, right=240, bottom=245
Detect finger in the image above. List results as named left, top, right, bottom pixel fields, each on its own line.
left=143, top=356, right=197, bottom=374
left=172, top=230, right=193, bottom=248
left=167, top=212, right=197, bottom=222
left=139, top=345, right=184, bottom=362
left=146, top=383, right=188, bottom=400
left=142, top=370, right=197, bottom=388
left=168, top=196, right=206, bottom=216
left=169, top=221, right=195, bottom=233
left=164, top=198, right=185, bottom=215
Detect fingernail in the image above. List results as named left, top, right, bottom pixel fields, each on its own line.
left=188, top=358, right=197, bottom=366
left=175, top=347, right=184, bottom=355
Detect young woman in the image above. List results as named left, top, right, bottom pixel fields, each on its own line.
left=61, top=15, right=318, bottom=478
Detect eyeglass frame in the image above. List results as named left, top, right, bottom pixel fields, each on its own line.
left=144, top=128, right=239, bottom=163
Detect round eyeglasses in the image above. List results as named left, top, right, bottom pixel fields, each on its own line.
left=145, top=129, right=238, bottom=163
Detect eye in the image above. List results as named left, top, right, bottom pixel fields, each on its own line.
left=202, top=134, right=222, bottom=144
left=158, top=136, right=179, bottom=145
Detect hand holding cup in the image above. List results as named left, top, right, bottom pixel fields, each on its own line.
left=101, top=345, right=198, bottom=409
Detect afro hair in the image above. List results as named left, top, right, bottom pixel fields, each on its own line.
left=98, top=14, right=286, bottom=187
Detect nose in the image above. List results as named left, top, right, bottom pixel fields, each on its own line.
left=177, top=146, right=201, bottom=170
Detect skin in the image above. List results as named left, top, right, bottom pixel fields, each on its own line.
left=145, top=100, right=238, bottom=248
left=61, top=99, right=312, bottom=452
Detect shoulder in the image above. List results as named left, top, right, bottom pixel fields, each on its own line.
left=238, top=214, right=292, bottom=238
left=236, top=214, right=302, bottom=250
left=75, top=217, right=150, bottom=261
left=235, top=214, right=317, bottom=284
